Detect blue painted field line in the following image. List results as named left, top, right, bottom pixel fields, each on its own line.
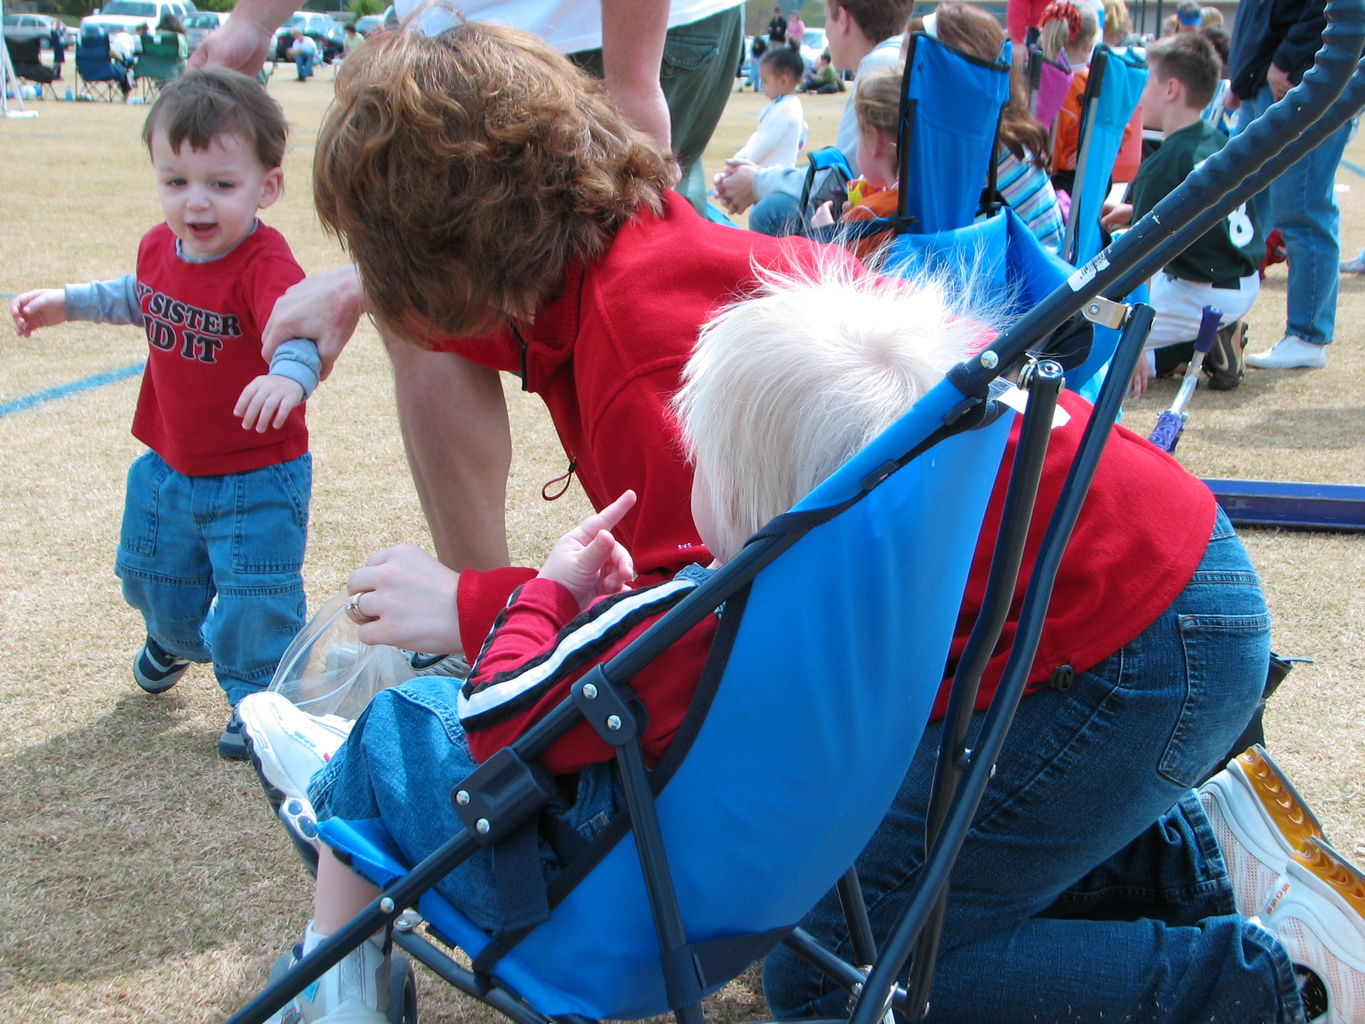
left=1, top=362, right=144, bottom=418
left=1341, top=158, right=1365, bottom=178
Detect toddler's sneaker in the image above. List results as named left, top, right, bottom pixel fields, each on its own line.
left=284, top=936, right=391, bottom=1023
left=220, top=708, right=248, bottom=760
left=1262, top=837, right=1365, bottom=1024
left=1245, top=335, right=1328, bottom=370
left=1339, top=255, right=1365, bottom=275
left=401, top=649, right=471, bottom=679
left=1198, top=744, right=1326, bottom=918
left=238, top=691, right=353, bottom=866
left=134, top=636, right=190, bottom=694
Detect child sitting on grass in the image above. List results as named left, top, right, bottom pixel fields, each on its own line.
left=8, top=68, right=322, bottom=759
left=732, top=44, right=808, bottom=169
left=1100, top=32, right=1260, bottom=395
left=235, top=266, right=971, bottom=1023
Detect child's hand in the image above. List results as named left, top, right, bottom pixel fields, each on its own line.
left=810, top=200, right=836, bottom=229
left=1100, top=202, right=1133, bottom=231
left=10, top=289, right=68, bottom=337
left=235, top=373, right=305, bottom=433
left=538, top=490, right=638, bottom=609
left=1128, top=359, right=1151, bottom=400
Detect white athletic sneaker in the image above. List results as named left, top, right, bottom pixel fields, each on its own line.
left=1245, top=335, right=1329, bottom=370
left=1339, top=256, right=1365, bottom=275
left=1262, top=837, right=1365, bottom=1024
left=1199, top=744, right=1327, bottom=918
left=289, top=937, right=391, bottom=1023
left=238, top=691, right=353, bottom=865
left=400, top=649, right=471, bottom=679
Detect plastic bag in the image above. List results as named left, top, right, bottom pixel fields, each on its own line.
left=267, top=590, right=412, bottom=720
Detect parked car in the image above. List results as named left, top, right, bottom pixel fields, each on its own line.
left=81, top=0, right=197, bottom=38
left=182, top=9, right=225, bottom=53
left=4, top=12, right=77, bottom=50
left=799, top=27, right=828, bottom=67
left=273, top=10, right=345, bottom=62
left=353, top=12, right=383, bottom=35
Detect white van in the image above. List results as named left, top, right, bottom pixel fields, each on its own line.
left=81, top=0, right=198, bottom=38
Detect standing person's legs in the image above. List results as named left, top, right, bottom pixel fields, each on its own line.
left=764, top=513, right=1290, bottom=1022
left=572, top=4, right=745, bottom=213
left=657, top=4, right=745, bottom=211
left=382, top=336, right=513, bottom=578
left=1241, top=87, right=1351, bottom=366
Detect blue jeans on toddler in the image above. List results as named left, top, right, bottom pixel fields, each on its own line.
left=763, top=509, right=1299, bottom=1023
left=308, top=677, right=621, bottom=936
left=115, top=449, right=310, bottom=707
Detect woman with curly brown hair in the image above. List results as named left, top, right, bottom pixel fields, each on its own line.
left=291, top=22, right=850, bottom=671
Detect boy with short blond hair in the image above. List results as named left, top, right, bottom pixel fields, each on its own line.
left=9, top=68, right=321, bottom=758
left=1103, top=32, right=1261, bottom=393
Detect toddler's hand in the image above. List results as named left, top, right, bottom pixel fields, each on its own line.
left=810, top=200, right=836, bottom=229
left=10, top=289, right=68, bottom=337
left=235, top=373, right=305, bottom=432
left=538, top=490, right=638, bottom=609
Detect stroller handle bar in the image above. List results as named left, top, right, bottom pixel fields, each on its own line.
left=954, top=0, right=1365, bottom=396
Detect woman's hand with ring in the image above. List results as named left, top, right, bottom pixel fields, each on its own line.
left=345, top=545, right=464, bottom=654
left=345, top=591, right=378, bottom=625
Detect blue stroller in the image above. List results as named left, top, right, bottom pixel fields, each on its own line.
left=227, top=5, right=1365, bottom=1020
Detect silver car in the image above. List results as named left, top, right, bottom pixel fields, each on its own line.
left=3, top=13, right=78, bottom=50
left=182, top=10, right=225, bottom=53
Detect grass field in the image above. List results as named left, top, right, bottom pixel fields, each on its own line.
left=0, top=64, right=1362, bottom=1023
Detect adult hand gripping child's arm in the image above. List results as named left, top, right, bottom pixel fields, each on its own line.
left=9, top=289, right=68, bottom=336
left=537, top=490, right=639, bottom=611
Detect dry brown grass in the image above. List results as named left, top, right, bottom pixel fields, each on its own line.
left=0, top=74, right=1361, bottom=1024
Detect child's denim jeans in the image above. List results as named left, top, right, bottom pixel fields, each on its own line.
left=115, top=449, right=310, bottom=706
left=309, top=677, right=621, bottom=936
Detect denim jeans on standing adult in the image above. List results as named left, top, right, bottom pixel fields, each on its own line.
left=116, top=449, right=310, bottom=706
left=1237, top=86, right=1352, bottom=346
left=763, top=509, right=1302, bottom=1023
left=308, top=677, right=622, bottom=935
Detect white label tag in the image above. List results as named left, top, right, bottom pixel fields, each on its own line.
left=997, top=384, right=1071, bottom=428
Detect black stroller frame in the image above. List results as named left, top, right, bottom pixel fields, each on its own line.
left=227, top=4, right=1365, bottom=1020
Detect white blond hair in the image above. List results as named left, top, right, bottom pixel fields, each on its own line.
left=672, top=263, right=984, bottom=563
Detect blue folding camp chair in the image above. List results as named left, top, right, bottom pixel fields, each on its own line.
left=800, top=33, right=1011, bottom=254
left=75, top=27, right=130, bottom=102
left=1059, top=44, right=1147, bottom=267
left=227, top=5, right=1365, bottom=1020
left=895, top=33, right=1012, bottom=235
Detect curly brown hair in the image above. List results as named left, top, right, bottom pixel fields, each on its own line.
left=313, top=22, right=671, bottom=341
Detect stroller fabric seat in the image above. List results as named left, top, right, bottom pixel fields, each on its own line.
left=320, top=382, right=1015, bottom=1019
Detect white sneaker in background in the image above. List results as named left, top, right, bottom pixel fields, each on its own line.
left=1245, top=335, right=1328, bottom=370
